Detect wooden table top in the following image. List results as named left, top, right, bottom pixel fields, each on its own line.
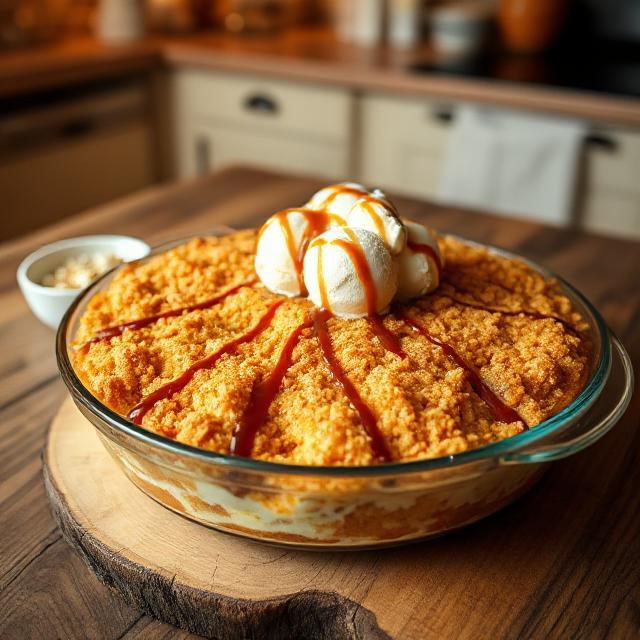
left=1, top=167, right=638, bottom=639
left=2, top=29, right=640, bottom=126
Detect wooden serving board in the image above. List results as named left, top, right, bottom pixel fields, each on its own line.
left=43, top=394, right=622, bottom=640
left=44, top=398, right=394, bottom=640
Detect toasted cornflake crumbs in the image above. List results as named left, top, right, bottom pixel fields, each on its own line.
left=73, top=231, right=591, bottom=466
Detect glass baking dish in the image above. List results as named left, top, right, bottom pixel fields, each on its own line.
left=56, top=232, right=634, bottom=549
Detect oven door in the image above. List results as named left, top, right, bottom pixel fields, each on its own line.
left=0, top=81, right=156, bottom=241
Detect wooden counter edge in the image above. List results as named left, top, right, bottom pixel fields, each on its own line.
left=0, top=35, right=639, bottom=127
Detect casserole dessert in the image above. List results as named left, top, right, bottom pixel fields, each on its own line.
left=58, top=184, right=632, bottom=547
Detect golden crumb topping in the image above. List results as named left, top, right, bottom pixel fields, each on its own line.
left=72, top=230, right=591, bottom=466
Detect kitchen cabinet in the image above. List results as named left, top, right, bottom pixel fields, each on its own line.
left=173, top=69, right=353, bottom=180
left=172, top=68, right=640, bottom=239
left=359, top=92, right=640, bottom=238
left=1, top=80, right=156, bottom=241
left=359, top=93, right=452, bottom=201
left=581, top=125, right=640, bottom=237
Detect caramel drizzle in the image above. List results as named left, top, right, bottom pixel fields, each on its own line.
left=316, top=238, right=331, bottom=311
left=362, top=200, right=388, bottom=242
left=260, top=208, right=347, bottom=295
left=80, top=280, right=256, bottom=351
left=395, top=308, right=526, bottom=427
left=313, top=233, right=378, bottom=317
left=230, top=316, right=313, bottom=457
left=127, top=300, right=285, bottom=425
left=114, top=187, right=534, bottom=459
left=320, top=185, right=395, bottom=244
left=313, top=308, right=392, bottom=462
left=368, top=316, right=406, bottom=358
left=319, top=184, right=369, bottom=208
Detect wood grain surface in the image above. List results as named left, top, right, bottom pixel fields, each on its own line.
left=1, top=29, right=639, bottom=126
left=1, top=167, right=639, bottom=639
left=44, top=399, right=392, bottom=640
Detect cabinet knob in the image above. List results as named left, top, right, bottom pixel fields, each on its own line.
left=244, top=94, right=279, bottom=115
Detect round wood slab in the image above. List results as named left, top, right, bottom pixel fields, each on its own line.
left=43, top=398, right=392, bottom=640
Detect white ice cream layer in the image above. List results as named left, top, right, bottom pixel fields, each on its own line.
left=395, top=220, right=442, bottom=301
left=255, top=209, right=318, bottom=297
left=303, top=227, right=398, bottom=318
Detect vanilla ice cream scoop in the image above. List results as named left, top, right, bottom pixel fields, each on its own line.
left=255, top=208, right=343, bottom=297
left=305, top=182, right=369, bottom=219
left=347, top=192, right=406, bottom=256
left=303, top=227, right=398, bottom=318
left=395, top=220, right=443, bottom=301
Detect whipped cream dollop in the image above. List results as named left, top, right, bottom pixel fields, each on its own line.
left=254, top=183, right=442, bottom=318
left=303, top=227, right=397, bottom=319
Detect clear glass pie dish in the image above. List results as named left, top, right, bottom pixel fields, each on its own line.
left=56, top=232, right=634, bottom=549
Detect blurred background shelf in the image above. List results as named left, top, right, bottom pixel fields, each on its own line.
left=1, top=2, right=640, bottom=242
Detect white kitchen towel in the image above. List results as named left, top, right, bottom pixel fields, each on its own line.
left=438, top=106, right=586, bottom=224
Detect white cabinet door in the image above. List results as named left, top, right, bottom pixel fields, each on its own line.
left=582, top=189, right=640, bottom=238
left=174, top=69, right=352, bottom=180
left=359, top=93, right=453, bottom=199
left=582, top=126, right=640, bottom=238
left=181, top=122, right=350, bottom=180
left=360, top=93, right=640, bottom=238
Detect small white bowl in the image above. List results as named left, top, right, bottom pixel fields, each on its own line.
left=17, top=235, right=150, bottom=329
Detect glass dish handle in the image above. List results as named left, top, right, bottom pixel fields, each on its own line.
left=501, top=335, right=634, bottom=465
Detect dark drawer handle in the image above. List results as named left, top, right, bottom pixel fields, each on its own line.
left=61, top=118, right=95, bottom=138
left=585, top=134, right=618, bottom=152
left=431, top=107, right=454, bottom=124
left=244, top=94, right=279, bottom=115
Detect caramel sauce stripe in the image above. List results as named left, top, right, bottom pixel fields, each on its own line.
left=81, top=279, right=256, bottom=350
left=127, top=299, right=285, bottom=425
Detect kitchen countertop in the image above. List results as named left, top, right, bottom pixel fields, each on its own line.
left=1, top=28, right=640, bottom=126
left=1, top=166, right=639, bottom=639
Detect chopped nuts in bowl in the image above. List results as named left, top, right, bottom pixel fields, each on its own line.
left=42, top=253, right=124, bottom=289
left=17, top=235, right=150, bottom=329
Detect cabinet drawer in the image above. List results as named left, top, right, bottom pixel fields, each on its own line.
left=582, top=188, right=640, bottom=239
left=175, top=69, right=352, bottom=140
left=179, top=123, right=349, bottom=181
left=359, top=94, right=452, bottom=198
left=585, top=126, right=640, bottom=196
